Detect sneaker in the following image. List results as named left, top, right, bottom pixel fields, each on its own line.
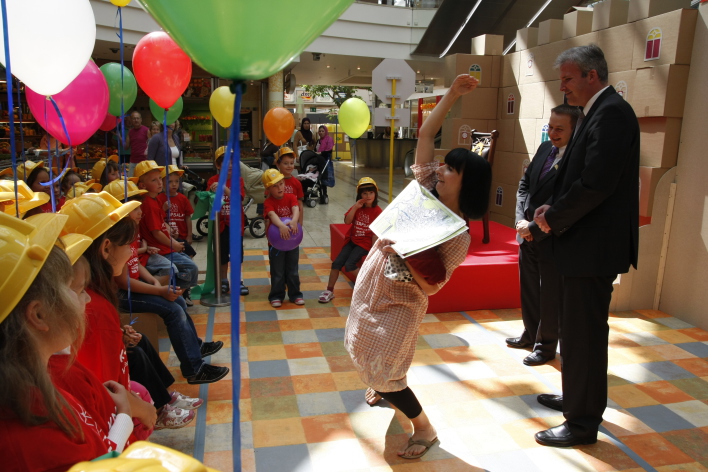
left=200, top=340, right=223, bottom=358
left=240, top=281, right=249, bottom=296
left=154, top=404, right=195, bottom=430
left=293, top=298, right=305, bottom=305
left=183, top=289, right=194, bottom=307
left=169, top=391, right=203, bottom=410
left=318, top=290, right=334, bottom=303
left=271, top=300, right=282, bottom=308
left=187, top=364, right=229, bottom=385
left=221, top=280, right=230, bottom=294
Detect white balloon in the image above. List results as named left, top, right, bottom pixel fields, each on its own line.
left=0, top=0, right=96, bottom=96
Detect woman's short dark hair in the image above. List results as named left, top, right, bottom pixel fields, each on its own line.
left=356, top=184, right=378, bottom=208
left=442, top=148, right=491, bottom=220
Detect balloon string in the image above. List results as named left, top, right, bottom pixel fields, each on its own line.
left=229, top=83, right=243, bottom=472
left=15, top=78, right=25, bottom=165
left=1, top=0, right=19, bottom=217
left=162, top=108, right=177, bottom=290
left=41, top=97, right=72, bottom=212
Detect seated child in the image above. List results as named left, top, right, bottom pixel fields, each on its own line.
left=23, top=161, right=65, bottom=213
left=160, top=165, right=196, bottom=258
left=319, top=177, right=382, bottom=303
left=262, top=168, right=303, bottom=308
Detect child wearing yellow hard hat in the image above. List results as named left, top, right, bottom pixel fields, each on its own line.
left=275, top=147, right=304, bottom=227
left=160, top=165, right=196, bottom=258
left=319, top=177, right=381, bottom=304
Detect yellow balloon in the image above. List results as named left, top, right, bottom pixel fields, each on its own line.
left=338, top=98, right=370, bottom=139
left=110, top=0, right=131, bottom=6
left=209, top=86, right=235, bottom=128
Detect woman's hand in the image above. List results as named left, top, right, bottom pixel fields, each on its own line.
left=160, top=285, right=183, bottom=301
left=104, top=381, right=132, bottom=417
left=127, top=392, right=157, bottom=430
left=450, top=74, right=479, bottom=97
left=380, top=239, right=397, bottom=254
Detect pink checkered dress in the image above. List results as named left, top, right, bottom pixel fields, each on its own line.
left=344, top=162, right=471, bottom=392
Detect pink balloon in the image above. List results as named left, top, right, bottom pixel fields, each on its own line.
left=99, top=112, right=119, bottom=132
left=26, top=60, right=109, bottom=146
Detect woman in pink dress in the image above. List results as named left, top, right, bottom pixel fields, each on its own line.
left=344, top=75, right=492, bottom=459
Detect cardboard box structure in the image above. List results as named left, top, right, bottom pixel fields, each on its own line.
left=542, top=80, right=565, bottom=119
left=489, top=211, right=515, bottom=228
left=498, top=86, right=520, bottom=120
left=433, top=148, right=450, bottom=164
left=631, top=8, right=697, bottom=69
left=489, top=181, right=519, bottom=219
left=563, top=9, right=594, bottom=39
left=634, top=64, right=689, bottom=118
left=597, top=24, right=636, bottom=72
left=443, top=54, right=501, bottom=88
left=538, top=19, right=564, bottom=45
left=638, top=117, right=682, bottom=168
left=495, top=119, right=516, bottom=152
left=450, top=88, right=499, bottom=120
left=627, top=0, right=690, bottom=23
left=518, top=83, right=545, bottom=119
left=639, top=166, right=671, bottom=216
left=592, top=0, right=631, bottom=31
left=516, top=27, right=538, bottom=51
left=608, top=70, right=637, bottom=105
left=493, top=151, right=532, bottom=186
left=440, top=118, right=495, bottom=149
left=502, top=52, right=521, bottom=87
left=513, top=119, right=538, bottom=154
left=471, top=34, right=504, bottom=56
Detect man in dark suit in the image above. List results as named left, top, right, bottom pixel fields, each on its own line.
left=507, top=105, right=580, bottom=366
left=533, top=44, right=640, bottom=447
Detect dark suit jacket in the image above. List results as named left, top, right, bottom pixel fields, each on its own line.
left=515, top=140, right=559, bottom=244
left=545, top=87, right=639, bottom=277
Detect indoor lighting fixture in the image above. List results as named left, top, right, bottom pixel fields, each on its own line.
left=439, top=0, right=483, bottom=58
left=503, top=0, right=554, bottom=55
left=357, top=66, right=361, bottom=70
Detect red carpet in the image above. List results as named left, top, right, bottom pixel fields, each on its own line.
left=330, top=221, right=521, bottom=314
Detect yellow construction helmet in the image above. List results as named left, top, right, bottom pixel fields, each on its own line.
left=357, top=177, right=378, bottom=192
left=261, top=168, right=284, bottom=188
left=0, top=211, right=69, bottom=324
left=57, top=233, right=93, bottom=265
left=214, top=146, right=228, bottom=161
left=0, top=160, right=45, bottom=180
left=275, top=147, right=295, bottom=163
left=161, top=164, right=184, bottom=179
left=58, top=191, right=140, bottom=239
left=65, top=182, right=102, bottom=200
left=133, top=160, right=164, bottom=180
left=103, top=179, right=147, bottom=202
left=0, top=180, right=50, bottom=217
left=90, top=154, right=120, bottom=181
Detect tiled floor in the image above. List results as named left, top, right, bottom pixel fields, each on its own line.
left=150, top=162, right=708, bottom=471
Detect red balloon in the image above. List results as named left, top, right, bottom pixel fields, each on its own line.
left=264, top=108, right=295, bottom=146
left=133, top=32, right=192, bottom=110
left=26, top=60, right=109, bottom=146
left=99, top=112, right=119, bottom=132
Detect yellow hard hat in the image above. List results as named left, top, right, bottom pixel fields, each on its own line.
left=261, top=168, right=284, bottom=188
left=133, top=160, right=164, bottom=180
left=357, top=177, right=378, bottom=192
left=0, top=160, right=45, bottom=180
left=57, top=233, right=93, bottom=265
left=65, top=182, right=102, bottom=200
left=276, top=147, right=295, bottom=163
left=0, top=211, right=69, bottom=324
left=161, top=164, right=184, bottom=178
left=0, top=180, right=50, bottom=217
left=90, top=154, right=120, bottom=181
left=58, top=191, right=140, bottom=239
left=103, top=179, right=147, bottom=202
left=215, top=146, right=227, bottom=160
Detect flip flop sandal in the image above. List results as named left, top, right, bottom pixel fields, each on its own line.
left=400, top=437, right=439, bottom=460
left=365, top=387, right=382, bottom=406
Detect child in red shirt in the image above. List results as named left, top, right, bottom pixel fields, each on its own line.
left=208, top=146, right=249, bottom=296
left=319, top=177, right=382, bottom=303
left=160, top=165, right=196, bottom=258
left=275, top=147, right=304, bottom=227
left=262, top=168, right=302, bottom=307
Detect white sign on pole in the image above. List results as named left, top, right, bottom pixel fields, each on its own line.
left=374, top=108, right=410, bottom=127
left=372, top=59, right=416, bottom=104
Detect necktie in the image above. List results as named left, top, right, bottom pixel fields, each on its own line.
left=539, top=146, right=558, bottom=181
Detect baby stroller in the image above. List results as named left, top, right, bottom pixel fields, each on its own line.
left=299, top=150, right=330, bottom=208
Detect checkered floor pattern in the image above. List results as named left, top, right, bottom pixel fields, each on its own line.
left=152, top=247, right=708, bottom=472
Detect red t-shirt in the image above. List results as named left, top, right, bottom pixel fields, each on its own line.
left=207, top=175, right=246, bottom=233
left=39, top=195, right=66, bottom=213
left=77, top=289, right=130, bottom=391
left=283, top=176, right=304, bottom=200
left=139, top=194, right=172, bottom=255
left=127, top=238, right=140, bottom=280
left=345, top=205, right=383, bottom=251
left=0, top=387, right=113, bottom=472
left=158, top=193, right=194, bottom=239
left=264, top=193, right=297, bottom=221
left=129, top=125, right=149, bottom=163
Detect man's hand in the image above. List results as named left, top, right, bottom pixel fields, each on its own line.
left=516, top=219, right=534, bottom=241
left=534, top=205, right=552, bottom=233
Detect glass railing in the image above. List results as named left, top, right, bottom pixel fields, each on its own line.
left=356, top=0, right=442, bottom=9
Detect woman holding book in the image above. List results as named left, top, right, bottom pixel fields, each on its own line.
left=344, top=74, right=491, bottom=460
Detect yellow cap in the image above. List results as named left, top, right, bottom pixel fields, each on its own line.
left=357, top=177, right=378, bottom=192
left=276, top=147, right=295, bottom=163
left=103, top=179, right=147, bottom=202
left=261, top=168, right=284, bottom=188
left=65, top=182, right=102, bottom=200
left=58, top=192, right=140, bottom=239
left=90, top=154, right=120, bottom=181
left=133, top=160, right=164, bottom=180
left=57, top=233, right=93, bottom=265
left=0, top=211, right=69, bottom=324
left=0, top=180, right=50, bottom=217
left=128, top=177, right=139, bottom=184
left=214, top=146, right=227, bottom=161
left=0, top=160, right=45, bottom=180
left=161, top=164, right=184, bottom=178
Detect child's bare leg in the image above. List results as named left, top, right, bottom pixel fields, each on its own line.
left=326, top=268, right=339, bottom=289
left=398, top=409, right=438, bottom=457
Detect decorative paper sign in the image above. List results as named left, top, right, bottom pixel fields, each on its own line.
left=645, top=28, right=662, bottom=61
left=507, top=94, right=515, bottom=115
left=525, top=53, right=535, bottom=77
left=458, top=125, right=472, bottom=146
left=615, top=80, right=628, bottom=100
left=495, top=186, right=503, bottom=206
left=541, top=124, right=549, bottom=143
left=469, top=64, right=482, bottom=83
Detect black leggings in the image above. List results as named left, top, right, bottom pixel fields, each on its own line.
left=127, top=336, right=175, bottom=409
left=375, top=387, right=422, bottom=419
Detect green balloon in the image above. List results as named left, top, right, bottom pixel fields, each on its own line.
left=149, top=96, right=183, bottom=124
left=99, top=63, right=138, bottom=117
left=136, top=0, right=354, bottom=80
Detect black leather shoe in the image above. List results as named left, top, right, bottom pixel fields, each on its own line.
left=506, top=337, right=533, bottom=349
left=537, top=393, right=563, bottom=411
left=535, top=423, right=597, bottom=447
left=523, top=351, right=555, bottom=366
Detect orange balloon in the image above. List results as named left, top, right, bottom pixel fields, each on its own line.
left=263, top=108, right=295, bottom=146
